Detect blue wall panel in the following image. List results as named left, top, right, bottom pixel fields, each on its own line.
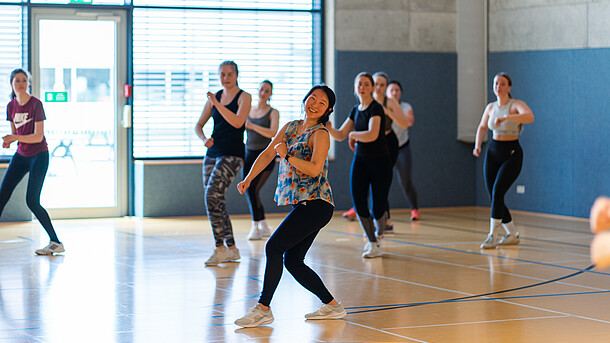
left=334, top=51, right=476, bottom=210
left=483, top=48, right=610, bottom=217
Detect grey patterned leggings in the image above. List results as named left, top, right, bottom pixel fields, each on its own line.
left=203, top=155, right=244, bottom=247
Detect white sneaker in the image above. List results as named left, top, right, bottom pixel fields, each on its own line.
left=480, top=234, right=498, bottom=249
left=259, top=220, right=272, bottom=237
left=205, top=246, right=231, bottom=266
left=235, top=304, right=274, bottom=327
left=247, top=222, right=262, bottom=240
left=305, top=303, right=347, bottom=320
left=498, top=232, right=520, bottom=246
left=362, top=242, right=382, bottom=258
left=35, top=242, right=65, bottom=255
left=227, top=247, right=241, bottom=262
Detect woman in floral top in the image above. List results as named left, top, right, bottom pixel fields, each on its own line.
left=234, top=85, right=346, bottom=327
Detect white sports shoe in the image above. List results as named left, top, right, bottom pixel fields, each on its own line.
left=205, top=246, right=231, bottom=266
left=498, top=232, right=520, bottom=245
left=35, top=242, right=65, bottom=255
left=259, top=220, right=272, bottom=237
left=480, top=234, right=498, bottom=249
left=305, top=303, right=347, bottom=320
left=362, top=242, right=382, bottom=258
left=247, top=222, right=262, bottom=240
left=235, top=304, right=274, bottom=327
left=227, top=247, right=241, bottom=262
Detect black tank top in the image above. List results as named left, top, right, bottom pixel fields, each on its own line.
left=206, top=89, right=245, bottom=158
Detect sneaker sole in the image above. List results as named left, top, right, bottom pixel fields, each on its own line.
left=235, top=317, right=274, bottom=327
left=305, top=310, right=347, bottom=320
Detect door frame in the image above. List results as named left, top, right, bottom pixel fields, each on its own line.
left=30, top=7, right=128, bottom=218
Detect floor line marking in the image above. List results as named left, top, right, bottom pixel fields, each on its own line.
left=385, top=315, right=569, bottom=330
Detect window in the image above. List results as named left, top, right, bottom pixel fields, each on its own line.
left=0, top=5, right=26, bottom=157
left=132, top=2, right=321, bottom=158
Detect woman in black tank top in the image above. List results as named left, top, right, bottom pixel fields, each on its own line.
left=195, top=60, right=252, bottom=266
left=373, top=72, right=412, bottom=233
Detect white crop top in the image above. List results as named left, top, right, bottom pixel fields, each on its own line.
left=487, top=99, right=521, bottom=136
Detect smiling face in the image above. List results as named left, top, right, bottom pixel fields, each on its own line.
left=11, top=72, right=29, bottom=96
left=304, top=88, right=329, bottom=120
left=354, top=75, right=374, bottom=101
left=374, top=74, right=388, bottom=97
left=387, top=83, right=402, bottom=101
left=219, top=64, right=238, bottom=89
left=493, top=75, right=511, bottom=98
left=258, top=82, right=272, bottom=103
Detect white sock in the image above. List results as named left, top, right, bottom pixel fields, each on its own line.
left=259, top=219, right=269, bottom=229
left=489, top=218, right=502, bottom=235
left=502, top=221, right=516, bottom=234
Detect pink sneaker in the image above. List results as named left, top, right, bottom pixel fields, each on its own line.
left=411, top=209, right=421, bottom=221
left=342, top=207, right=357, bottom=221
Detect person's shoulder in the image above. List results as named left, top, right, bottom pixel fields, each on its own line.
left=29, top=96, right=43, bottom=106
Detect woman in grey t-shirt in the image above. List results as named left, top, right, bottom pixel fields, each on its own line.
left=243, top=80, right=279, bottom=240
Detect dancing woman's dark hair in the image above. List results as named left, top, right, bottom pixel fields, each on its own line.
left=388, top=80, right=403, bottom=93
left=9, top=68, right=30, bottom=100
left=302, top=84, right=335, bottom=125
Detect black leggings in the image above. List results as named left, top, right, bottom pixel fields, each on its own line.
left=243, top=148, right=275, bottom=221
left=384, top=131, right=399, bottom=217
left=394, top=141, right=418, bottom=209
left=0, top=151, right=59, bottom=243
left=484, top=139, right=523, bottom=223
left=351, top=153, right=392, bottom=220
left=259, top=200, right=335, bottom=306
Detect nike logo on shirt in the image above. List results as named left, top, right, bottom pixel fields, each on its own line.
left=13, top=112, right=32, bottom=129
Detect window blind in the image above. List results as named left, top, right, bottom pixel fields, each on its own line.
left=132, top=4, right=320, bottom=158
left=0, top=5, right=25, bottom=157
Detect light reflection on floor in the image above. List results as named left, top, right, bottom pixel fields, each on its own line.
left=0, top=208, right=609, bottom=342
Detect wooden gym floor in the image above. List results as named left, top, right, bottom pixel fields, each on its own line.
left=1, top=207, right=609, bottom=342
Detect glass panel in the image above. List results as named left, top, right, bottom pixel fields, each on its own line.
left=133, top=8, right=318, bottom=158
left=31, top=0, right=125, bottom=4
left=39, top=19, right=117, bottom=208
left=0, top=5, right=25, bottom=159
left=132, top=0, right=314, bottom=10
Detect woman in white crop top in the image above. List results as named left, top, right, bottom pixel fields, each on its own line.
left=473, top=72, right=534, bottom=249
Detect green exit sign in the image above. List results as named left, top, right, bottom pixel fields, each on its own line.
left=70, top=0, right=93, bottom=3
left=45, top=92, right=68, bottom=103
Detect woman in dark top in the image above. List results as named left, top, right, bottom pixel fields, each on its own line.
left=1, top=68, right=63, bottom=255
left=195, top=61, right=252, bottom=266
left=326, top=72, right=392, bottom=258
left=244, top=80, right=279, bottom=240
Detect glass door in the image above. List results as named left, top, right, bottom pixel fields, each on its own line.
left=31, top=8, right=127, bottom=218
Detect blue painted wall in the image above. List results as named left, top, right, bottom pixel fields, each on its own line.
left=479, top=48, right=610, bottom=218
left=135, top=51, right=477, bottom=217
left=327, top=51, right=475, bottom=211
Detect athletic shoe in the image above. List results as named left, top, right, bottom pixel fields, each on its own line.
left=362, top=242, right=382, bottom=258
left=247, top=222, right=262, bottom=240
left=385, top=222, right=394, bottom=234
left=305, top=303, right=347, bottom=320
left=235, top=304, right=274, bottom=327
left=342, top=208, right=357, bottom=221
left=259, top=220, right=272, bottom=237
left=227, top=247, right=241, bottom=261
left=411, top=209, right=421, bottom=221
left=498, top=232, right=520, bottom=246
left=480, top=234, right=498, bottom=249
left=205, top=246, right=231, bottom=266
left=35, top=242, right=65, bottom=255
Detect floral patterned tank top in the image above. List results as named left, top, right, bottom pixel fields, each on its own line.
left=274, top=120, right=334, bottom=206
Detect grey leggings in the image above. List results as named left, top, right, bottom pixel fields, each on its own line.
left=394, top=141, right=419, bottom=209
left=203, top=155, right=243, bottom=247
